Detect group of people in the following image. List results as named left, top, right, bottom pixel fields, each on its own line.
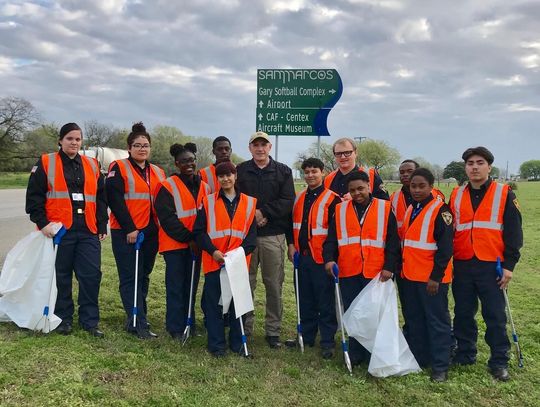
left=25, top=124, right=523, bottom=383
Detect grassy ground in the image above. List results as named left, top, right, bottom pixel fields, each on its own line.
left=1, top=182, right=539, bottom=406
left=0, top=172, right=29, bottom=189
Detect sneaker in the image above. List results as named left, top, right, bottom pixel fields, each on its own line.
left=430, top=370, right=448, bottom=382
left=489, top=367, right=510, bottom=382
left=265, top=336, right=282, bottom=349
left=56, top=322, right=72, bottom=335
left=85, top=327, right=105, bottom=338
left=210, top=350, right=226, bottom=358
left=321, top=348, right=335, bottom=359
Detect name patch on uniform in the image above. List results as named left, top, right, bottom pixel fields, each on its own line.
left=441, top=211, right=453, bottom=225
left=72, top=193, right=84, bottom=201
left=107, top=170, right=116, bottom=178
left=31, top=166, right=38, bottom=173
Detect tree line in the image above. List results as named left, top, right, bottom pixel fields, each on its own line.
left=2, top=96, right=539, bottom=181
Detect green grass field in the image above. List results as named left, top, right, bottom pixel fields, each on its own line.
left=1, top=182, right=539, bottom=406
left=0, top=172, right=30, bottom=189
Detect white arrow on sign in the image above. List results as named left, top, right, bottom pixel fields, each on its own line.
left=258, top=113, right=263, bottom=120
left=329, top=89, right=336, bottom=94
left=258, top=101, right=264, bottom=108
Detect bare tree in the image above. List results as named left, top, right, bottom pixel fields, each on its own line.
left=0, top=96, right=40, bottom=151
left=84, top=120, right=117, bottom=147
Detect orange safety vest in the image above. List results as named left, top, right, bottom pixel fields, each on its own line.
left=401, top=198, right=452, bottom=283
left=335, top=198, right=390, bottom=278
left=292, top=188, right=338, bottom=264
left=201, top=192, right=257, bottom=274
left=199, top=164, right=221, bottom=194
left=450, top=181, right=509, bottom=262
left=391, top=187, right=445, bottom=240
left=41, top=152, right=99, bottom=233
left=157, top=176, right=210, bottom=253
left=109, top=159, right=166, bottom=230
left=324, top=167, right=376, bottom=194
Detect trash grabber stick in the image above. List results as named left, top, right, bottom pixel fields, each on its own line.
left=496, top=258, right=524, bottom=368
left=182, top=253, right=197, bottom=345
left=132, top=232, right=145, bottom=328
left=332, top=264, right=353, bottom=375
left=293, top=252, right=304, bottom=353
left=39, top=225, right=67, bottom=333
left=238, top=313, right=249, bottom=357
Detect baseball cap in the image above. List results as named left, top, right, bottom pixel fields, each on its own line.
left=249, top=131, right=271, bottom=144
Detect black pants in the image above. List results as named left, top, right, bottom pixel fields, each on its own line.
left=111, top=229, right=158, bottom=329
left=163, top=249, right=200, bottom=334
left=401, top=279, right=452, bottom=372
left=395, top=269, right=409, bottom=336
left=452, top=259, right=510, bottom=368
left=339, top=274, right=371, bottom=364
left=55, top=229, right=101, bottom=329
left=297, top=254, right=337, bottom=348
left=203, top=269, right=242, bottom=353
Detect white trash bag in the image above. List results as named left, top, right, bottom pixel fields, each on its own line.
left=342, top=274, right=421, bottom=377
left=0, top=229, right=62, bottom=332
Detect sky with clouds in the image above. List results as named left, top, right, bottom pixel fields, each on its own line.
left=1, top=0, right=539, bottom=173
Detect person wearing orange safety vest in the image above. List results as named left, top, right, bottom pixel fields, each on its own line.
left=107, top=123, right=166, bottom=339
left=324, top=137, right=389, bottom=200
left=193, top=161, right=257, bottom=357
left=449, top=147, right=523, bottom=382
left=323, top=170, right=400, bottom=366
left=399, top=168, right=454, bottom=382
left=284, top=158, right=340, bottom=359
left=199, top=136, right=233, bottom=193
left=390, top=159, right=446, bottom=339
left=154, top=142, right=210, bottom=340
left=26, top=122, right=108, bottom=337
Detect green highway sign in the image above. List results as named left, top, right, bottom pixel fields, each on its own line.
left=256, top=69, right=343, bottom=136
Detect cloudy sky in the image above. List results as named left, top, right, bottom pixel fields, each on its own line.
left=1, top=0, right=539, bottom=173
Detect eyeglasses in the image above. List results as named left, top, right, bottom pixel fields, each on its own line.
left=178, top=157, right=197, bottom=164
left=334, top=150, right=354, bottom=158
left=132, top=143, right=151, bottom=150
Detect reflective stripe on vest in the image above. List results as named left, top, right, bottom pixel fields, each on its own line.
left=207, top=194, right=255, bottom=240
left=311, top=189, right=334, bottom=236
left=391, top=190, right=403, bottom=228
left=201, top=166, right=216, bottom=193
left=402, top=201, right=440, bottom=251
left=118, top=159, right=151, bottom=200
left=45, top=153, right=98, bottom=202
left=454, top=183, right=504, bottom=232
left=337, top=200, right=386, bottom=248
left=165, top=178, right=198, bottom=219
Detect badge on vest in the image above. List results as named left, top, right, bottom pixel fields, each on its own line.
left=72, top=193, right=84, bottom=201
left=441, top=211, right=453, bottom=225
left=513, top=198, right=520, bottom=211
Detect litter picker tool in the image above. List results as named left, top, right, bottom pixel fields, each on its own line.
left=36, top=225, right=67, bottom=333
left=182, top=252, right=197, bottom=345
left=132, top=232, right=145, bottom=328
left=332, top=264, right=353, bottom=375
left=293, top=252, right=304, bottom=353
left=496, top=257, right=524, bottom=368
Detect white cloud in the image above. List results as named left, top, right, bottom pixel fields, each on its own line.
left=520, top=54, right=539, bottom=69
left=266, top=0, right=306, bottom=13
left=486, top=75, right=525, bottom=86
left=365, top=80, right=391, bottom=88
left=346, top=0, right=404, bottom=10
left=392, top=66, right=415, bottom=78
left=395, top=18, right=431, bottom=43
left=0, top=21, right=18, bottom=28
left=506, top=104, right=540, bottom=113
left=311, top=5, right=342, bottom=22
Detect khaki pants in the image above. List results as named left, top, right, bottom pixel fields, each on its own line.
left=244, top=234, right=286, bottom=337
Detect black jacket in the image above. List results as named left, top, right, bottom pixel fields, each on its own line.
left=236, top=157, right=295, bottom=236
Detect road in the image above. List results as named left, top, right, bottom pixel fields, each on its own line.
left=0, top=189, right=35, bottom=265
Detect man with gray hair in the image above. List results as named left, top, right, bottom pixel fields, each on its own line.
left=236, top=131, right=296, bottom=348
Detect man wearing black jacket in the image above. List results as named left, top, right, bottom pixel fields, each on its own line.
left=236, top=131, right=295, bottom=348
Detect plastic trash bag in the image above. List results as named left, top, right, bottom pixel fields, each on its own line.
left=0, top=230, right=62, bottom=332
left=342, top=274, right=421, bottom=377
